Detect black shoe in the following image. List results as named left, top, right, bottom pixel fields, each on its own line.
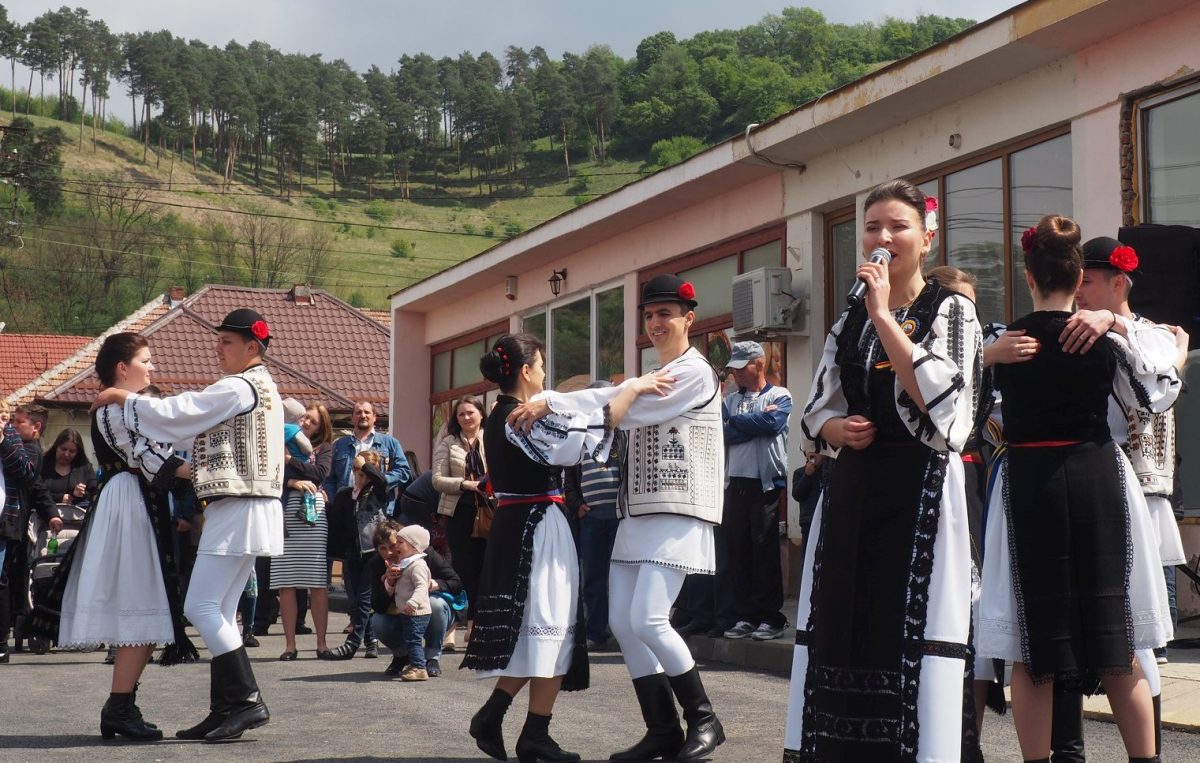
left=177, top=661, right=226, bottom=740
left=0, top=650, right=8, bottom=664
left=251, top=626, right=270, bottom=637
left=317, top=642, right=358, bottom=660
left=364, top=639, right=379, bottom=658
left=610, top=673, right=684, bottom=761
left=384, top=654, right=406, bottom=676
left=242, top=633, right=260, bottom=648
left=515, top=712, right=581, bottom=763
left=704, top=624, right=728, bottom=639
left=426, top=658, right=441, bottom=677
left=668, top=668, right=725, bottom=762
left=470, top=688, right=513, bottom=761
left=295, top=624, right=314, bottom=635
left=130, top=682, right=159, bottom=730
left=203, top=648, right=269, bottom=743
left=100, top=692, right=163, bottom=741
left=676, top=620, right=715, bottom=638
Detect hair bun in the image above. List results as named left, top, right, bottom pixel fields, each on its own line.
left=1038, top=214, right=1081, bottom=253
left=479, top=350, right=507, bottom=385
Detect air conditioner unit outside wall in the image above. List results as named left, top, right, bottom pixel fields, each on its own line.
left=732, top=267, right=801, bottom=334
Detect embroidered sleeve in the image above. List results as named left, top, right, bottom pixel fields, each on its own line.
left=541, top=349, right=717, bottom=430
left=1108, top=332, right=1181, bottom=415
left=899, top=294, right=983, bottom=452
left=505, top=395, right=615, bottom=467
left=800, top=312, right=849, bottom=456
left=123, top=377, right=256, bottom=444
left=1118, top=316, right=1180, bottom=376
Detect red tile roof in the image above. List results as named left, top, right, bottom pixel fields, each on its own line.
left=0, top=334, right=92, bottom=398
left=38, top=286, right=391, bottom=415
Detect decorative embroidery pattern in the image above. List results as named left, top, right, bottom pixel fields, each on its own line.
left=810, top=666, right=901, bottom=696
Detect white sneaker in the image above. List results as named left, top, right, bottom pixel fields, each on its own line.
left=723, top=621, right=756, bottom=639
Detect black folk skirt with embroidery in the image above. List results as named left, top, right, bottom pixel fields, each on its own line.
left=1005, top=439, right=1132, bottom=685
left=795, top=441, right=961, bottom=763
left=459, top=501, right=588, bottom=691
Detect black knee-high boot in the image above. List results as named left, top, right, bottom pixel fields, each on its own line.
left=470, top=688, right=513, bottom=761
left=202, top=647, right=269, bottom=742
left=667, top=667, right=725, bottom=762
left=515, top=712, right=580, bottom=763
left=100, top=692, right=163, bottom=741
left=609, top=673, right=684, bottom=761
left=1050, top=689, right=1085, bottom=763
left=1153, top=692, right=1162, bottom=756
left=176, top=658, right=226, bottom=739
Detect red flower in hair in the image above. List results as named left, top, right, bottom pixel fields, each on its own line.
left=1109, top=245, right=1139, bottom=273
left=1020, top=227, right=1038, bottom=254
left=924, top=196, right=938, bottom=213
left=251, top=320, right=270, bottom=340
left=678, top=282, right=696, bottom=300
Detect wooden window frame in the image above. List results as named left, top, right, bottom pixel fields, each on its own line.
left=1132, top=76, right=1200, bottom=225
left=429, top=319, right=508, bottom=405
left=822, top=205, right=857, bottom=330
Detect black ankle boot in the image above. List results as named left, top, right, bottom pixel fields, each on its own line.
left=177, top=658, right=227, bottom=739
left=100, top=692, right=163, bottom=741
left=470, top=688, right=513, bottom=761
left=203, top=648, right=269, bottom=742
left=129, top=682, right=158, bottom=730
left=610, top=673, right=684, bottom=761
left=514, top=712, right=580, bottom=763
left=667, top=667, right=725, bottom=762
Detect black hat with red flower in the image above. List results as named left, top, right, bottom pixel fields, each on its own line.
left=1082, top=236, right=1141, bottom=278
left=638, top=273, right=698, bottom=310
left=217, top=308, right=272, bottom=347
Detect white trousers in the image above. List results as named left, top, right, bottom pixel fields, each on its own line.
left=183, top=554, right=255, bottom=657
left=608, top=563, right=695, bottom=679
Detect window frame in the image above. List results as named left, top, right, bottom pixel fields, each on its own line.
left=822, top=205, right=857, bottom=331
left=1136, top=77, right=1200, bottom=225
left=428, top=319, right=509, bottom=405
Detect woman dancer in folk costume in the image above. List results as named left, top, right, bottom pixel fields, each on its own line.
left=28, top=332, right=198, bottom=742
left=464, top=332, right=672, bottom=763
left=509, top=273, right=728, bottom=762
left=91, top=309, right=285, bottom=744
left=975, top=217, right=1179, bottom=763
left=782, top=180, right=983, bottom=763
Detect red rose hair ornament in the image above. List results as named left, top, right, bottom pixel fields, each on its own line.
left=251, top=320, right=270, bottom=340
left=678, top=282, right=696, bottom=301
left=1109, top=245, right=1138, bottom=273
left=1020, top=226, right=1038, bottom=254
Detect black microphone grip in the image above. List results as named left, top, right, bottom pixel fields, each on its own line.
left=846, top=248, right=893, bottom=307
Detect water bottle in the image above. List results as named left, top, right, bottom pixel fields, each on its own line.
left=47, top=533, right=59, bottom=555
left=303, top=491, right=317, bottom=525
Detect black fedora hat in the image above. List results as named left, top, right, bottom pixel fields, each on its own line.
left=217, top=308, right=272, bottom=346
left=638, top=274, right=698, bottom=309
left=1082, top=236, right=1140, bottom=278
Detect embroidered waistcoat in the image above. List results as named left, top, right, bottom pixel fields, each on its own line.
left=1125, top=317, right=1176, bottom=499
left=625, top=362, right=724, bottom=525
left=193, top=364, right=284, bottom=500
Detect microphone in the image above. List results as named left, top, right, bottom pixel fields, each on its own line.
left=846, top=248, right=893, bottom=307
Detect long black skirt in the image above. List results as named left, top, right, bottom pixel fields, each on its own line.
left=1005, top=440, right=1131, bottom=684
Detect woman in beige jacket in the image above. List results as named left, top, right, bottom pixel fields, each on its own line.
left=432, top=396, right=488, bottom=642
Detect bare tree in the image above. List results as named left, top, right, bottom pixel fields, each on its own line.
left=78, top=180, right=160, bottom=298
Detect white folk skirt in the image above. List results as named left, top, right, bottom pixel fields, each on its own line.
left=476, top=506, right=579, bottom=680
left=58, top=472, right=173, bottom=648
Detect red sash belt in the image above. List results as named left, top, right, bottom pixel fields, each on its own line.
left=1009, top=440, right=1083, bottom=449
left=496, top=494, right=565, bottom=508
left=960, top=453, right=983, bottom=464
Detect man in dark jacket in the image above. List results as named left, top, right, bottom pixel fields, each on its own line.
left=0, top=418, right=59, bottom=661
left=369, top=519, right=462, bottom=678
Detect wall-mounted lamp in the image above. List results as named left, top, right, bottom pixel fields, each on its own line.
left=548, top=268, right=568, bottom=297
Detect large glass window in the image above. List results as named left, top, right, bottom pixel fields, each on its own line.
left=946, top=159, right=1005, bottom=324
left=679, top=257, right=737, bottom=322
left=1143, top=83, right=1200, bottom=225
left=523, top=283, right=626, bottom=391
left=828, top=215, right=857, bottom=324
left=1009, top=134, right=1073, bottom=317
left=551, top=297, right=591, bottom=390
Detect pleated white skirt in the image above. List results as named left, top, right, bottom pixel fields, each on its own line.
left=58, top=472, right=173, bottom=648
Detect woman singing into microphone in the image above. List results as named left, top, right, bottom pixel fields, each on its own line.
left=783, top=180, right=983, bottom=762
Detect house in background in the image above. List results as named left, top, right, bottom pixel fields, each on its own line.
left=0, top=333, right=91, bottom=402
left=9, top=284, right=392, bottom=453
left=389, top=0, right=1200, bottom=595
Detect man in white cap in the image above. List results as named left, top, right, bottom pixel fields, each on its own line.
left=717, top=341, right=791, bottom=641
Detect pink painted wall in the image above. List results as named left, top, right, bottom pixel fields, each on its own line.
left=392, top=310, right=430, bottom=468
